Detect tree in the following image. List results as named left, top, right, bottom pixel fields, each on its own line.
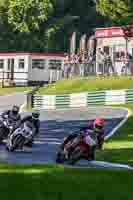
left=0, top=0, right=110, bottom=53
left=40, top=0, right=101, bottom=52
left=8, top=0, right=52, bottom=32
left=0, top=0, right=8, bottom=24
left=96, top=0, right=133, bottom=24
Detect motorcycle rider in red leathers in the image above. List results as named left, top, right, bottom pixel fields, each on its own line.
left=56, top=119, right=105, bottom=162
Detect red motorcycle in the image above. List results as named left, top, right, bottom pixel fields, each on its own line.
left=56, top=135, right=93, bottom=165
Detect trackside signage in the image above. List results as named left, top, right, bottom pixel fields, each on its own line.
left=96, top=27, right=133, bottom=38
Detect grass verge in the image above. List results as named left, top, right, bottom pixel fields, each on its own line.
left=0, top=86, right=32, bottom=95
left=0, top=163, right=132, bottom=199
left=97, top=104, right=133, bottom=166
left=38, top=77, right=133, bottom=94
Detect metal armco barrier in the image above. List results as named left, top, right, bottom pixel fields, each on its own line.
left=32, top=89, right=133, bottom=109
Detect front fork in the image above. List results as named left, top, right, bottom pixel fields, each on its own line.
left=7, top=132, right=19, bottom=148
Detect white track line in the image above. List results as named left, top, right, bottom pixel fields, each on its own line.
left=59, top=107, right=133, bottom=170
left=79, top=107, right=133, bottom=170
left=20, top=102, right=27, bottom=113
left=105, top=107, right=132, bottom=140
left=20, top=92, right=29, bottom=113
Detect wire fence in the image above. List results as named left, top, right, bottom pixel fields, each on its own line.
left=96, top=60, right=133, bottom=76
left=62, top=61, right=133, bottom=78
left=1, top=61, right=133, bottom=88
left=62, top=63, right=96, bottom=79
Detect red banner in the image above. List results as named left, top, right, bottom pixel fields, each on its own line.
left=96, top=27, right=133, bottom=38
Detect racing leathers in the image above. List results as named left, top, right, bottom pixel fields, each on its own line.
left=1, top=110, right=21, bottom=123
left=0, top=110, right=21, bottom=141
left=80, top=124, right=104, bottom=150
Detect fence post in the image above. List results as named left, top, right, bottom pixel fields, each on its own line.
left=26, top=92, right=33, bottom=110
left=26, top=84, right=42, bottom=110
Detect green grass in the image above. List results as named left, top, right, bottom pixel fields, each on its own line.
left=38, top=77, right=133, bottom=94
left=97, top=104, right=133, bottom=166
left=0, top=163, right=132, bottom=199
left=0, top=86, right=32, bottom=95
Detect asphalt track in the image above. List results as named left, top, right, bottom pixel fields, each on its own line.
left=0, top=93, right=132, bottom=169
left=0, top=92, right=26, bottom=112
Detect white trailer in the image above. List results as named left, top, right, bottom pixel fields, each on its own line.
left=0, top=53, right=65, bottom=86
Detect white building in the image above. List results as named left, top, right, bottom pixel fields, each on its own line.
left=0, top=53, right=65, bottom=85
left=95, top=26, right=133, bottom=75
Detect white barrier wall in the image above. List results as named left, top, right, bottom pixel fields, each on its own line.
left=105, top=90, right=126, bottom=105
left=32, top=89, right=133, bottom=109
left=42, top=95, right=56, bottom=109
left=70, top=93, right=87, bottom=108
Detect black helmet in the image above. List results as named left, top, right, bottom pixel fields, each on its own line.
left=12, top=105, right=19, bottom=115
left=32, top=111, right=40, bottom=120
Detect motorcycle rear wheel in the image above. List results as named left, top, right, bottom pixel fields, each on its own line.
left=0, top=127, right=9, bottom=141
left=68, top=148, right=81, bottom=165
left=56, top=152, right=66, bottom=163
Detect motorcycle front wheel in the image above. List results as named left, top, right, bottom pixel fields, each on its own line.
left=7, top=134, right=25, bottom=152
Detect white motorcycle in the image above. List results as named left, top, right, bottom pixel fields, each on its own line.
left=6, top=122, right=33, bottom=152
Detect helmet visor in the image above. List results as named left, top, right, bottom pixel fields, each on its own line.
left=95, top=124, right=103, bottom=131
left=32, top=113, right=39, bottom=120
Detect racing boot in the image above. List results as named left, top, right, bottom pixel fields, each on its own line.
left=0, top=138, right=4, bottom=144
left=25, top=140, right=33, bottom=148
left=87, top=146, right=96, bottom=161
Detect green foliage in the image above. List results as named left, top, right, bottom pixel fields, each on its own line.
left=8, top=0, right=52, bottom=32
left=0, top=0, right=111, bottom=52
left=96, top=0, right=133, bottom=23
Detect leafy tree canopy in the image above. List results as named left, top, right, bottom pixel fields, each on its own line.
left=8, top=0, right=52, bottom=32
left=96, top=0, right=133, bottom=24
